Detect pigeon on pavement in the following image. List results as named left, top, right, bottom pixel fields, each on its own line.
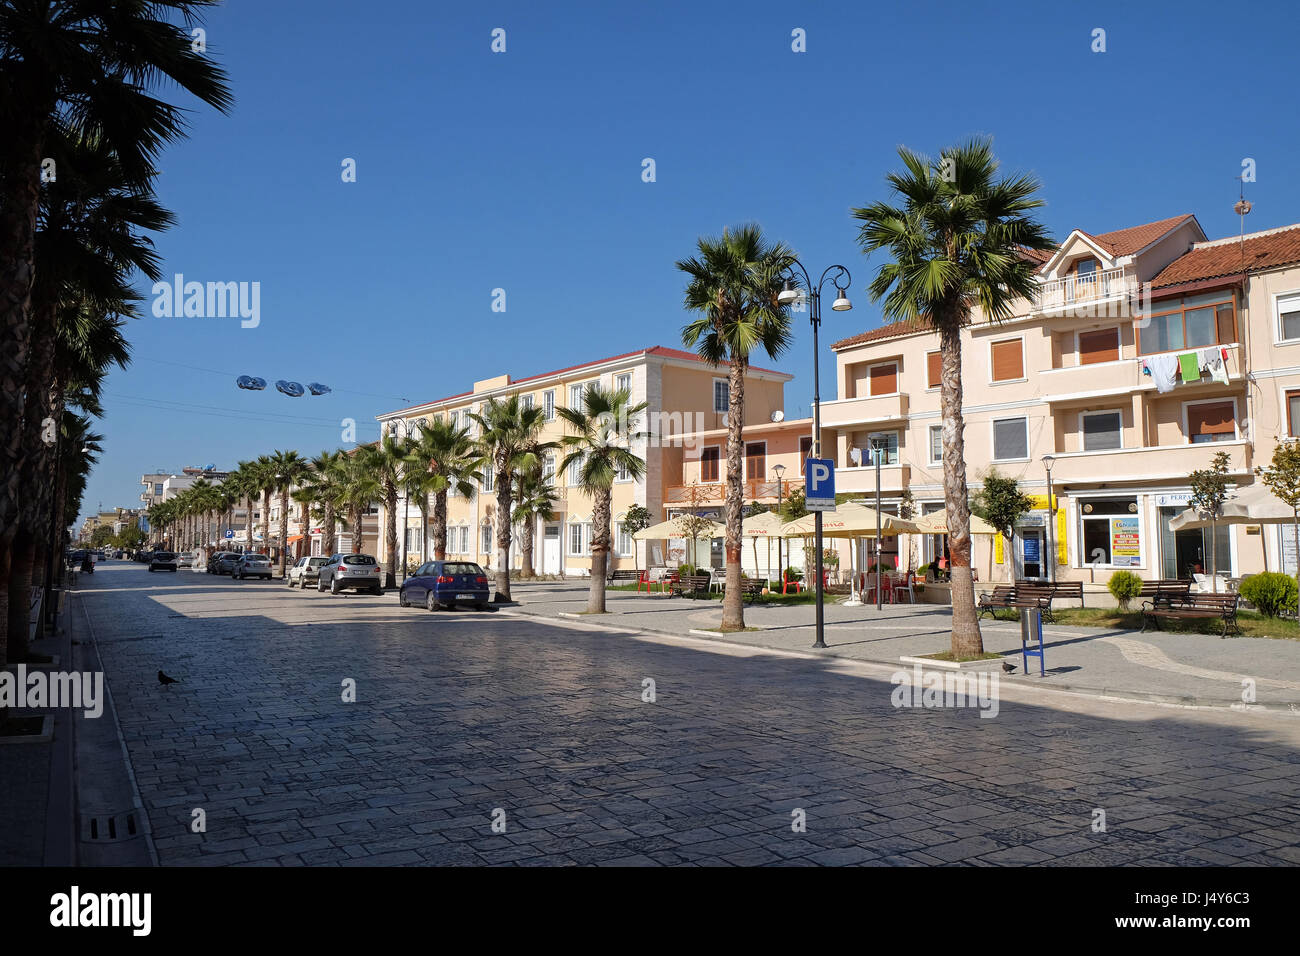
left=158, top=670, right=180, bottom=686
left=1001, top=662, right=1016, bottom=674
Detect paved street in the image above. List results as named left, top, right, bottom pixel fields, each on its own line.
left=70, top=562, right=1300, bottom=866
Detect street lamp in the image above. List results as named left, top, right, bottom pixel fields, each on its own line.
left=778, top=258, right=852, bottom=649
left=1041, top=455, right=1056, bottom=584
left=772, top=464, right=786, bottom=585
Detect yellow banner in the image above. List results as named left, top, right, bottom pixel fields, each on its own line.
left=1027, top=494, right=1058, bottom=510
left=994, top=534, right=1004, bottom=564
left=1058, top=509, right=1068, bottom=566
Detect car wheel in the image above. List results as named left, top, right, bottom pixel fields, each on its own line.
left=426, top=593, right=438, bottom=612
left=148, top=567, right=155, bottom=572
left=317, top=578, right=326, bottom=592
left=301, top=577, right=309, bottom=589
left=399, top=589, right=409, bottom=608
left=331, top=577, right=340, bottom=595
left=370, top=586, right=382, bottom=596
left=286, top=575, right=294, bottom=587
left=475, top=602, right=489, bottom=611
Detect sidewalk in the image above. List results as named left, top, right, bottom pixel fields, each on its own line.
left=507, top=581, right=1300, bottom=712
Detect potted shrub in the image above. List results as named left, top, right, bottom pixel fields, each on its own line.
left=1107, top=570, right=1142, bottom=611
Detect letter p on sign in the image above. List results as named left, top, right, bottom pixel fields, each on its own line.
left=806, top=458, right=836, bottom=512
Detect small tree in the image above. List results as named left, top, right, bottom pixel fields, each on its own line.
left=898, top=489, right=917, bottom=572
left=973, top=470, right=1033, bottom=581
left=1256, top=441, right=1300, bottom=595
left=623, top=504, right=652, bottom=572
left=1107, top=570, right=1143, bottom=611
left=1189, top=451, right=1233, bottom=591
left=675, top=483, right=718, bottom=568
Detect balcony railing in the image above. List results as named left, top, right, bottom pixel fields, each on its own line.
left=665, top=478, right=804, bottom=504
left=1032, top=267, right=1136, bottom=315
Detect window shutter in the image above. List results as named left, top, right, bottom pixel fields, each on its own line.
left=991, top=340, right=1024, bottom=381
left=926, top=352, right=941, bottom=388
left=1188, top=401, right=1235, bottom=439
left=869, top=363, right=898, bottom=396
left=1079, top=328, right=1119, bottom=365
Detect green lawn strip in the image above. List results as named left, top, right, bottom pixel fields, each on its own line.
left=999, top=606, right=1300, bottom=641
left=918, top=651, right=1003, bottom=662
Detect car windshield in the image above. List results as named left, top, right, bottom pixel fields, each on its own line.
left=308, top=558, right=329, bottom=567
left=441, top=563, right=483, bottom=576
left=342, top=555, right=375, bottom=565
left=155, top=553, right=175, bottom=559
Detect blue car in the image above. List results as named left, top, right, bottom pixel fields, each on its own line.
left=399, top=561, right=491, bottom=611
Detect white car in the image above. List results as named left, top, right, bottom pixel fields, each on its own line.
left=148, top=551, right=179, bottom=572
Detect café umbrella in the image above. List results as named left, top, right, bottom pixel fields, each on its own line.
left=780, top=504, right=916, bottom=603
left=1168, top=483, right=1295, bottom=576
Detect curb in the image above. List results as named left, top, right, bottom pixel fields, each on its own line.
left=504, top=603, right=1300, bottom=716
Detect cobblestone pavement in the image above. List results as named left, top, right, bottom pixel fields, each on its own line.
left=74, top=563, right=1300, bottom=866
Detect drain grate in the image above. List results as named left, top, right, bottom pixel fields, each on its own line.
left=81, top=810, right=140, bottom=843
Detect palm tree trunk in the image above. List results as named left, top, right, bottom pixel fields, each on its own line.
left=419, top=499, right=430, bottom=564
left=301, top=499, right=312, bottom=560
left=350, top=503, right=363, bottom=554
left=720, top=358, right=746, bottom=631
left=278, top=489, right=290, bottom=577
left=245, top=495, right=254, bottom=552
left=493, top=471, right=513, bottom=602
left=323, top=501, right=336, bottom=557
left=433, top=492, right=448, bottom=561
left=261, top=490, right=271, bottom=556
left=588, top=489, right=611, bottom=612
left=384, top=483, right=398, bottom=588
left=520, top=514, right=536, bottom=579
left=939, top=323, right=983, bottom=657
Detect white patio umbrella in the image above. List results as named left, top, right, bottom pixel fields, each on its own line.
left=742, top=510, right=786, bottom=585
left=780, top=504, right=915, bottom=604
left=633, top=515, right=726, bottom=569
left=1169, top=483, right=1296, bottom=579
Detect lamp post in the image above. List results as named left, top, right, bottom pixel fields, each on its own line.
left=1041, top=455, right=1056, bottom=584
left=772, top=464, right=786, bottom=586
left=777, top=259, right=852, bottom=649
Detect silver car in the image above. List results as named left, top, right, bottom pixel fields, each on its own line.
left=318, top=553, right=382, bottom=595
left=232, top=553, right=273, bottom=580
left=287, top=555, right=330, bottom=589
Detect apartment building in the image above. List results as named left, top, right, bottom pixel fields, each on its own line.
left=375, top=346, right=792, bottom=576
left=821, top=213, right=1300, bottom=584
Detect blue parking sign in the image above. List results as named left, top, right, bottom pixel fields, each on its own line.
left=806, top=458, right=836, bottom=512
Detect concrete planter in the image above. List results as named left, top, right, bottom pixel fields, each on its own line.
left=899, top=654, right=1004, bottom=673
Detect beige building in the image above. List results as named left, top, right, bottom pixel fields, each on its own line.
left=375, top=347, right=792, bottom=576
left=819, top=213, right=1300, bottom=585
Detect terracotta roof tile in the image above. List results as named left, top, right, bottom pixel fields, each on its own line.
left=831, top=318, right=932, bottom=351
left=1085, top=214, right=1198, bottom=255
left=1150, top=225, right=1300, bottom=289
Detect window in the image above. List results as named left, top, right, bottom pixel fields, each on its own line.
left=616, top=457, right=631, bottom=482
left=1079, top=498, right=1140, bottom=567
left=1079, top=327, right=1120, bottom=365
left=482, top=524, right=493, bottom=554
left=1288, top=389, right=1300, bottom=438
left=799, top=436, right=813, bottom=473
left=1186, top=400, right=1236, bottom=444
left=543, top=390, right=555, bottom=421
left=568, top=452, right=584, bottom=486
left=1279, top=293, right=1300, bottom=342
left=928, top=425, right=943, bottom=465
left=990, top=339, right=1024, bottom=382
left=449, top=410, right=458, bottom=429
left=1138, top=292, right=1237, bottom=355
left=617, top=523, right=633, bottom=557
left=1082, top=411, right=1123, bottom=451
left=542, top=452, right=556, bottom=481
left=521, top=394, right=533, bottom=412
left=867, top=432, right=899, bottom=466
left=483, top=468, right=494, bottom=492
left=405, top=528, right=421, bottom=554
left=569, top=383, right=585, bottom=408
left=616, top=373, right=632, bottom=394
left=460, top=527, right=470, bottom=554
left=745, top=442, right=766, bottom=481
left=868, top=362, right=898, bottom=396
left=926, top=352, right=941, bottom=389
left=569, top=522, right=586, bottom=555
left=992, top=417, right=1029, bottom=461
left=713, top=379, right=729, bottom=414
left=700, top=446, right=721, bottom=482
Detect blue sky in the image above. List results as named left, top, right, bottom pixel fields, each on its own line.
left=83, top=0, right=1300, bottom=522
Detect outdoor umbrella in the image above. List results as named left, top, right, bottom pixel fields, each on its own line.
left=742, top=510, right=786, bottom=584
left=909, top=512, right=999, bottom=535
left=780, top=504, right=914, bottom=603
left=1169, top=483, right=1295, bottom=578
left=633, top=515, right=726, bottom=570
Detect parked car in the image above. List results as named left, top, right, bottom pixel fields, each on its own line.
left=231, top=553, right=273, bottom=580
left=148, top=551, right=179, bottom=572
left=399, top=560, right=490, bottom=611
left=207, top=551, right=241, bottom=575
left=318, top=553, right=382, bottom=595
left=287, top=555, right=330, bottom=589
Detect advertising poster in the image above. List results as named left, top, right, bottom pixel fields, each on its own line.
left=1111, top=516, right=1140, bottom=567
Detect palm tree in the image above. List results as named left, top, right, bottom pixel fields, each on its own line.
left=336, top=450, right=381, bottom=556
left=252, top=455, right=276, bottom=555
left=469, top=397, right=551, bottom=602
left=0, top=2, right=231, bottom=631
left=852, top=139, right=1052, bottom=657
left=269, top=450, right=311, bottom=577
left=290, top=486, right=316, bottom=565
left=305, top=450, right=345, bottom=557
left=227, top=461, right=260, bottom=552
left=408, top=419, right=479, bottom=562
left=512, top=468, right=559, bottom=578
left=187, top=478, right=219, bottom=555
left=358, top=434, right=411, bottom=588
left=677, top=224, right=797, bottom=632
left=557, top=385, right=647, bottom=611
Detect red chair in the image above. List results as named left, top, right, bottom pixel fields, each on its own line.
left=782, top=572, right=803, bottom=595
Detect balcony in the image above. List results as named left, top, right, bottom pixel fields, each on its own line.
left=819, top=392, right=909, bottom=429
left=1042, top=345, right=1244, bottom=403
left=664, top=478, right=804, bottom=505
left=835, top=464, right=912, bottom=495
left=1032, top=267, right=1137, bottom=317
left=1045, top=439, right=1252, bottom=484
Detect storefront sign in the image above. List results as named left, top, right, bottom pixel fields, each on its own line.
left=1155, top=493, right=1192, bottom=508
left=1111, top=516, right=1140, bottom=567
left=1022, top=536, right=1041, bottom=562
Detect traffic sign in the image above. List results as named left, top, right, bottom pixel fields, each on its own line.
left=225, top=529, right=234, bottom=539
left=806, top=458, right=836, bottom=512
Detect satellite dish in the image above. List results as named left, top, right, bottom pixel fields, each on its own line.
left=770, top=410, right=785, bottom=423
left=237, top=375, right=266, bottom=391
left=308, top=382, right=331, bottom=396
left=276, top=380, right=305, bottom=397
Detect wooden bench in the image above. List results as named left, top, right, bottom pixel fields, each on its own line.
left=608, top=569, right=642, bottom=585
left=977, top=586, right=1017, bottom=619
left=669, top=574, right=711, bottom=598
left=1137, top=579, right=1192, bottom=603
left=979, top=584, right=1059, bottom=622
left=738, top=577, right=766, bottom=604
left=1142, top=591, right=1239, bottom=638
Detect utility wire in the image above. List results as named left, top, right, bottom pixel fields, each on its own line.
left=131, top=355, right=411, bottom=404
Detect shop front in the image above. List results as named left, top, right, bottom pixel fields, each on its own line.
left=1153, top=492, right=1232, bottom=580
